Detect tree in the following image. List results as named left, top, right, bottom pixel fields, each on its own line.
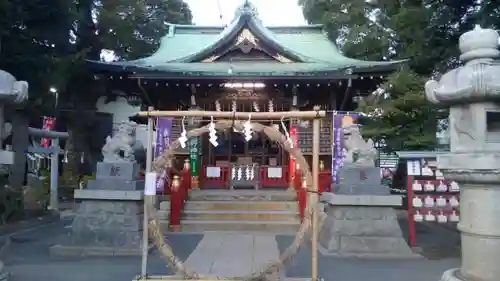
left=0, top=0, right=193, bottom=189
left=0, top=0, right=77, bottom=106
left=60, top=0, right=193, bottom=187
left=96, top=0, right=193, bottom=60
left=357, top=70, right=443, bottom=152
left=299, top=0, right=483, bottom=152
left=299, top=0, right=391, bottom=61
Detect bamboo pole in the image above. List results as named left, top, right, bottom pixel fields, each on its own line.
left=311, top=118, right=320, bottom=281
left=136, top=110, right=326, bottom=120
left=141, top=106, right=155, bottom=277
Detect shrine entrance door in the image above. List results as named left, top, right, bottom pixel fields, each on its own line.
left=198, top=89, right=291, bottom=189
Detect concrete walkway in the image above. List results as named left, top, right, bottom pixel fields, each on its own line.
left=184, top=232, right=281, bottom=277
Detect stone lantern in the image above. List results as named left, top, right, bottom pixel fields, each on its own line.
left=0, top=70, right=28, bottom=147
left=425, top=25, right=500, bottom=281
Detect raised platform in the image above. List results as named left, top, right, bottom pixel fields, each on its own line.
left=51, top=162, right=146, bottom=256
left=319, top=192, right=417, bottom=258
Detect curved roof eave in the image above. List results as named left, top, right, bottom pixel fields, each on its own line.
left=164, top=22, right=324, bottom=30
left=350, top=59, right=408, bottom=73
left=170, top=12, right=311, bottom=63
left=86, top=59, right=407, bottom=76
left=85, top=60, right=143, bottom=73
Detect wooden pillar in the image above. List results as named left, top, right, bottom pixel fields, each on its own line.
left=330, top=87, right=337, bottom=111
left=208, top=133, right=213, bottom=165
left=227, top=129, right=232, bottom=164
left=311, top=117, right=320, bottom=281
left=141, top=105, right=154, bottom=277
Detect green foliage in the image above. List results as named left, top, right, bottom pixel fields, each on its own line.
left=0, top=0, right=193, bottom=108
left=0, top=0, right=193, bottom=218
left=298, top=0, right=495, bottom=152
left=0, top=0, right=76, bottom=102
left=0, top=186, right=23, bottom=224
left=299, top=0, right=390, bottom=60
left=80, top=173, right=96, bottom=185
left=96, top=0, right=193, bottom=60
left=358, top=70, right=443, bottom=153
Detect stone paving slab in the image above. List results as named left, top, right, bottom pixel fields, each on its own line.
left=275, top=234, right=460, bottom=281
left=184, top=232, right=281, bottom=277
left=1, top=221, right=464, bottom=281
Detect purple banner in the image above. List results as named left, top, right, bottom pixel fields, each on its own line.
left=155, top=118, right=172, bottom=191
left=331, top=112, right=359, bottom=185
left=332, top=113, right=343, bottom=184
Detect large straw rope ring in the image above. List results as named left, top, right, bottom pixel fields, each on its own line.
left=148, top=120, right=316, bottom=281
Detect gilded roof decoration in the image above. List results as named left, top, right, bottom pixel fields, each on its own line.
left=236, top=29, right=257, bottom=46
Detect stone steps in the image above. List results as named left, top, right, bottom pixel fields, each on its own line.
left=188, top=189, right=297, bottom=201
left=185, top=200, right=297, bottom=211
left=156, top=200, right=170, bottom=220
left=179, top=220, right=300, bottom=233
left=183, top=209, right=299, bottom=221
left=160, top=190, right=300, bottom=233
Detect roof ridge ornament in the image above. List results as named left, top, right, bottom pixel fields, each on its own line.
left=232, top=0, right=260, bottom=23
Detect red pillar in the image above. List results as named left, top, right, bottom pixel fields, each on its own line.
left=294, top=168, right=306, bottom=221
left=289, top=126, right=298, bottom=189
left=169, top=175, right=182, bottom=231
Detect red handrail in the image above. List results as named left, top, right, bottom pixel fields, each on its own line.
left=319, top=171, right=332, bottom=193
left=294, top=168, right=306, bottom=221
left=169, top=164, right=190, bottom=232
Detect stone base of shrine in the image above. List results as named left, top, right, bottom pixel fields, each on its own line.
left=51, top=189, right=150, bottom=257
left=318, top=193, right=418, bottom=258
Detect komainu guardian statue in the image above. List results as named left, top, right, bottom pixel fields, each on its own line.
left=101, top=121, right=142, bottom=163
left=343, top=124, right=377, bottom=167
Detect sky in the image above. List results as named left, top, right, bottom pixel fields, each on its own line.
left=184, top=0, right=306, bottom=26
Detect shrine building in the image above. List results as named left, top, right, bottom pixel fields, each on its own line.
left=88, top=1, right=404, bottom=190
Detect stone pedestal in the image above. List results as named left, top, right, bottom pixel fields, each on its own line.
left=335, top=166, right=390, bottom=195
left=51, top=162, right=148, bottom=256
left=319, top=166, right=415, bottom=257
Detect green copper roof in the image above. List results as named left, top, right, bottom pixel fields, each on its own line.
left=89, top=1, right=405, bottom=77
left=140, top=25, right=361, bottom=64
